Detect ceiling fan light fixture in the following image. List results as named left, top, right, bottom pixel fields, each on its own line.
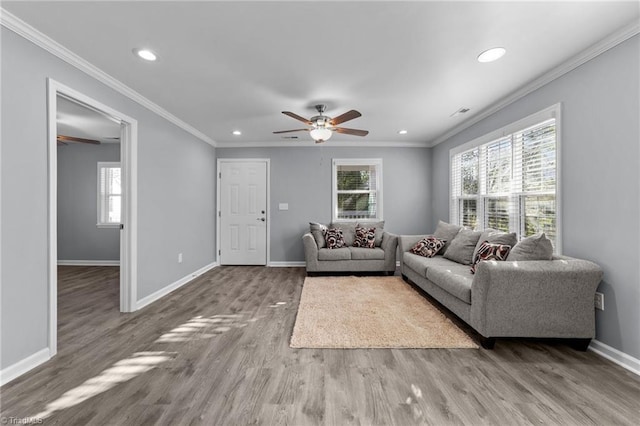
left=310, top=127, right=332, bottom=142
left=477, top=47, right=506, bottom=63
left=133, top=48, right=158, bottom=61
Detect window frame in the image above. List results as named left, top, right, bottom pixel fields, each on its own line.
left=449, top=104, right=562, bottom=252
left=332, top=158, right=383, bottom=222
left=97, top=161, right=122, bottom=228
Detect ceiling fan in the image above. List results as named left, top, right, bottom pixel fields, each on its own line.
left=274, top=104, right=369, bottom=143
left=57, top=135, right=101, bottom=146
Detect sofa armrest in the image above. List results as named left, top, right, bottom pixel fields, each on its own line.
left=398, top=235, right=427, bottom=253
left=302, top=233, right=319, bottom=271
left=470, top=258, right=603, bottom=338
left=381, top=232, right=398, bottom=271
left=398, top=235, right=429, bottom=275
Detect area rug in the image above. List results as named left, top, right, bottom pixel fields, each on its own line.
left=290, top=276, right=478, bottom=349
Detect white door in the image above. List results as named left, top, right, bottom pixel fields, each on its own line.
left=219, top=160, right=268, bottom=265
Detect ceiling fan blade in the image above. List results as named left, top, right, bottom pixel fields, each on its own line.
left=330, top=110, right=361, bottom=126
left=282, top=111, right=312, bottom=125
left=273, top=129, right=310, bottom=134
left=334, top=127, right=369, bottom=137
left=57, top=135, right=101, bottom=145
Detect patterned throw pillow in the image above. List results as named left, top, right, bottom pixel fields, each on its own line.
left=410, top=236, right=446, bottom=258
left=470, top=241, right=512, bottom=274
left=353, top=227, right=376, bottom=248
left=324, top=228, right=346, bottom=249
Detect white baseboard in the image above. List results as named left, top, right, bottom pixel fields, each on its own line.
left=58, top=260, right=120, bottom=266
left=589, top=339, right=640, bottom=376
left=136, top=262, right=219, bottom=310
left=268, top=261, right=306, bottom=267
left=0, top=348, right=51, bottom=386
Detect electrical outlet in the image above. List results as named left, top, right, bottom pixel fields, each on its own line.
left=594, top=292, right=604, bottom=310
left=178, top=253, right=183, bottom=263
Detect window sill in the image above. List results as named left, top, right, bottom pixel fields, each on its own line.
left=97, top=223, right=121, bottom=229
left=332, top=218, right=383, bottom=223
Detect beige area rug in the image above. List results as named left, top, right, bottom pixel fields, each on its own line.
left=290, top=276, right=478, bottom=349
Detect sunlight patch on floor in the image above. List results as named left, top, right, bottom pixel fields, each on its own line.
left=31, top=351, right=175, bottom=420
left=404, top=383, right=424, bottom=420
left=155, top=314, right=249, bottom=343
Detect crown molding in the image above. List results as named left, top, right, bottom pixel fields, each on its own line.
left=215, top=139, right=430, bottom=149
left=0, top=8, right=216, bottom=147
left=429, top=20, right=640, bottom=147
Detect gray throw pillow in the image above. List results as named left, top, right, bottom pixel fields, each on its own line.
left=309, top=222, right=327, bottom=249
left=472, top=229, right=518, bottom=262
left=507, top=233, right=553, bottom=261
left=434, top=220, right=462, bottom=252
left=330, top=222, right=357, bottom=246
left=443, top=228, right=482, bottom=265
left=358, top=220, right=385, bottom=246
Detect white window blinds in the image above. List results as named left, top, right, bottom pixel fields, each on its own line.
left=97, top=162, right=122, bottom=226
left=450, top=106, right=559, bottom=249
left=332, top=159, right=383, bottom=221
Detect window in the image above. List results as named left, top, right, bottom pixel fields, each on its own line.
left=332, top=159, right=382, bottom=221
left=450, top=105, right=560, bottom=250
left=97, top=162, right=121, bottom=227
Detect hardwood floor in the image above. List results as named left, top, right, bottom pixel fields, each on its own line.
left=1, top=265, right=639, bottom=425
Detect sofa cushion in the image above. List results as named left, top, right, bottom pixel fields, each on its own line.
left=325, top=228, right=346, bottom=249
left=471, top=229, right=517, bottom=261
left=318, top=247, right=351, bottom=261
left=507, top=233, right=553, bottom=261
left=309, top=222, right=328, bottom=249
left=426, top=263, right=473, bottom=304
left=434, top=220, right=462, bottom=252
left=403, top=253, right=459, bottom=278
left=331, top=222, right=357, bottom=246
left=358, top=220, right=385, bottom=246
left=403, top=252, right=430, bottom=277
left=443, top=229, right=482, bottom=265
left=410, top=236, right=446, bottom=258
left=350, top=247, right=385, bottom=260
left=353, top=226, right=376, bottom=248
left=470, top=241, right=512, bottom=274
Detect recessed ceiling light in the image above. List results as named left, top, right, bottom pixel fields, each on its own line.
left=398, top=130, right=408, bottom=135
left=232, top=130, right=242, bottom=136
left=133, top=48, right=157, bottom=61
left=477, top=47, right=506, bottom=63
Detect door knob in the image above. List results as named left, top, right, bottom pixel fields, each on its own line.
left=257, top=218, right=265, bottom=222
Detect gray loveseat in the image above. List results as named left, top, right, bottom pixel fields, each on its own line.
left=399, top=230, right=603, bottom=349
left=303, top=221, right=398, bottom=274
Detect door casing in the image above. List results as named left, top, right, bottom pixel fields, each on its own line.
left=47, top=79, right=138, bottom=358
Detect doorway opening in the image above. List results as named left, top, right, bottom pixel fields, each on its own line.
left=47, top=79, right=138, bottom=358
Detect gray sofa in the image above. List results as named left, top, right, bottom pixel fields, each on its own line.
left=303, top=225, right=398, bottom=274
left=399, top=234, right=603, bottom=349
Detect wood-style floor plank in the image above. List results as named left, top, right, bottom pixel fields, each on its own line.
left=1, top=265, right=639, bottom=425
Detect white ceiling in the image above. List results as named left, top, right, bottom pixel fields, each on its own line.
left=57, top=96, right=121, bottom=143
left=5, top=1, right=639, bottom=146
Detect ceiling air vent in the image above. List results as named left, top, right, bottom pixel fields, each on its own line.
left=450, top=107, right=470, bottom=117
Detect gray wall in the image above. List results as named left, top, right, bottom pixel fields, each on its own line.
left=57, top=143, right=120, bottom=261
left=1, top=28, right=216, bottom=370
left=431, top=36, right=640, bottom=359
left=216, top=146, right=432, bottom=262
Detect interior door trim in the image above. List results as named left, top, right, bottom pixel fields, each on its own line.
left=47, top=78, right=139, bottom=359
left=216, top=158, right=270, bottom=266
